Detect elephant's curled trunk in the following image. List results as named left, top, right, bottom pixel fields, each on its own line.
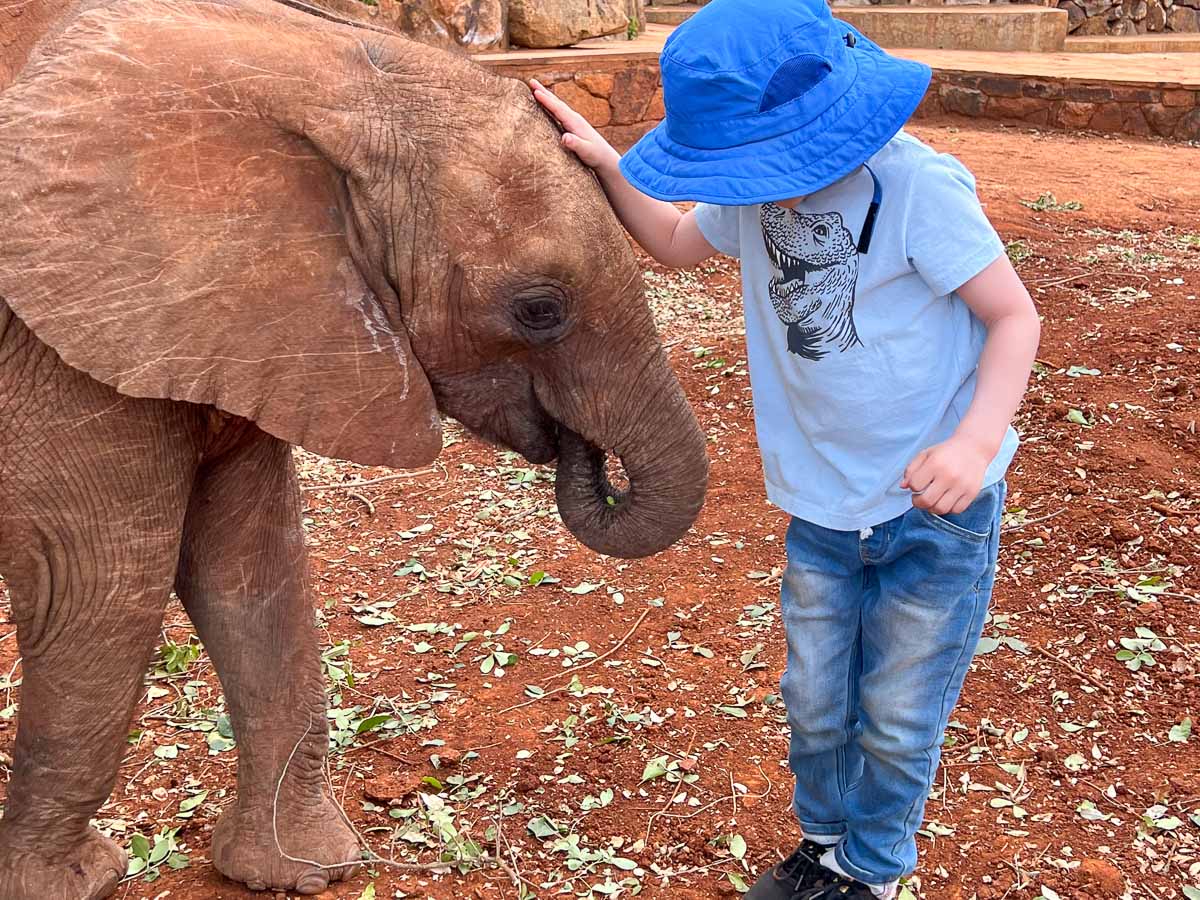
left=553, top=379, right=708, bottom=559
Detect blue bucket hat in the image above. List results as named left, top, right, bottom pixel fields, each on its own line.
left=619, top=0, right=932, bottom=205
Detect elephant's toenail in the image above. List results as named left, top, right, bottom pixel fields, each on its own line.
left=296, top=871, right=328, bottom=894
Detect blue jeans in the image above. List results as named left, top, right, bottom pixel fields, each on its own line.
left=780, top=481, right=1006, bottom=884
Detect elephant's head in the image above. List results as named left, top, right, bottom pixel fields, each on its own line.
left=0, top=0, right=708, bottom=558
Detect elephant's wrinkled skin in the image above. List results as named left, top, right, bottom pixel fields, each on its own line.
left=0, top=1, right=709, bottom=896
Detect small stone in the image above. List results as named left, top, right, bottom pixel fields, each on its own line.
left=1167, top=3, right=1197, bottom=24
left=363, top=772, right=422, bottom=804
left=646, top=86, right=666, bottom=121
left=1174, top=107, right=1200, bottom=140
left=610, top=65, right=661, bottom=125
left=1144, top=101, right=1188, bottom=135
left=1145, top=0, right=1168, bottom=27
left=1076, top=858, right=1125, bottom=896
left=551, top=80, right=612, bottom=126
left=1065, top=0, right=1088, bottom=28
left=1076, top=13, right=1113, bottom=31
left=988, top=96, right=1051, bottom=124
left=1055, top=100, right=1098, bottom=128
left=1123, top=104, right=1153, bottom=136
left=1136, top=600, right=1162, bottom=614
left=1109, top=520, right=1141, bottom=543
left=1088, top=101, right=1125, bottom=131
left=939, top=84, right=987, bottom=117
left=575, top=72, right=615, bottom=98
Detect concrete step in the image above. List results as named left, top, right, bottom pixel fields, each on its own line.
left=1065, top=33, right=1200, bottom=53
left=835, top=6, right=1068, bottom=52
left=644, top=3, right=702, bottom=26
left=646, top=4, right=1068, bottom=52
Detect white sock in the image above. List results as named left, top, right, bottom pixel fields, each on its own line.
left=819, top=849, right=899, bottom=899
left=802, top=831, right=842, bottom=847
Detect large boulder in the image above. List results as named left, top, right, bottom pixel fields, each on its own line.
left=509, top=0, right=629, bottom=48
left=304, top=0, right=507, bottom=51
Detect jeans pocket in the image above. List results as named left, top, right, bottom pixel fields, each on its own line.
left=914, top=482, right=1003, bottom=544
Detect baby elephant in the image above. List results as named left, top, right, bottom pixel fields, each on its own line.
left=0, top=1, right=708, bottom=896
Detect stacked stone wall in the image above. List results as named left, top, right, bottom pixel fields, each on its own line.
left=916, top=72, right=1200, bottom=140
left=484, top=58, right=666, bottom=149
left=484, top=55, right=1199, bottom=147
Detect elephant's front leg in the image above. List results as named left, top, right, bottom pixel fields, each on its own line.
left=0, top=527, right=185, bottom=900
left=175, top=428, right=360, bottom=895
left=0, top=380, right=202, bottom=900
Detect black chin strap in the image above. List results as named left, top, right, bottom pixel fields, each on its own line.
left=856, top=163, right=882, bottom=256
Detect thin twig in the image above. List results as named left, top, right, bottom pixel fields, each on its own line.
left=1032, top=269, right=1151, bottom=290
left=1149, top=501, right=1192, bottom=517
left=1002, top=508, right=1066, bottom=534
left=655, top=766, right=772, bottom=823
left=1079, top=778, right=1138, bottom=815
left=1031, top=644, right=1114, bottom=696
left=346, top=491, right=375, bottom=516
left=539, top=607, right=654, bottom=684
left=301, top=467, right=441, bottom=493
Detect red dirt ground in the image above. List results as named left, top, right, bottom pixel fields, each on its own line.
left=1, top=119, right=1198, bottom=900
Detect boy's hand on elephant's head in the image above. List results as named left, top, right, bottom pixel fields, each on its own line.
left=531, top=79, right=621, bottom=173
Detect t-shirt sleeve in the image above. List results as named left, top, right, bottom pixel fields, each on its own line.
left=693, top=203, right=742, bottom=259
left=904, top=154, right=1005, bottom=297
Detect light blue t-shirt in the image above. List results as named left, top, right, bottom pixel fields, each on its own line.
left=695, top=131, right=1017, bottom=532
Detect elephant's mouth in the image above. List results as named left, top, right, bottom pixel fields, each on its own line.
left=433, top=365, right=706, bottom=560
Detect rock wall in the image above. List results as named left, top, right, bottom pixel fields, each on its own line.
left=917, top=72, right=1199, bottom=139
left=829, top=0, right=1199, bottom=34
left=1060, top=0, right=1198, bottom=35
left=483, top=56, right=665, bottom=149
left=483, top=52, right=1200, bottom=145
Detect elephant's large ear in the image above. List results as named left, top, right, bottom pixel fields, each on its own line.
left=0, top=4, right=441, bottom=468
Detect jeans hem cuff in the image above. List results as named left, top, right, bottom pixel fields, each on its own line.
left=796, top=820, right=847, bottom=838
left=834, top=844, right=896, bottom=886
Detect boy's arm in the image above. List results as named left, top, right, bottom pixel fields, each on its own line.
left=531, top=80, right=718, bottom=268
left=901, top=255, right=1041, bottom=514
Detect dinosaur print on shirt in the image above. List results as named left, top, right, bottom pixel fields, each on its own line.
left=761, top=203, right=862, bottom=361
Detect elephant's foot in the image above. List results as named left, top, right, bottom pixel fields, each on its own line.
left=211, top=794, right=362, bottom=894
left=0, top=827, right=125, bottom=900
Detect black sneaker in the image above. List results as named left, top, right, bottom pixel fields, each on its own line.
left=746, top=840, right=839, bottom=899
left=794, top=877, right=876, bottom=899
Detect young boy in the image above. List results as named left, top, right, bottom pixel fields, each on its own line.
left=533, top=0, right=1040, bottom=897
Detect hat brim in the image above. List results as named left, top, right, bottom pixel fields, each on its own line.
left=619, top=30, right=932, bottom=205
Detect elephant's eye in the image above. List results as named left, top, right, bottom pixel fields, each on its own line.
left=513, top=293, right=566, bottom=337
